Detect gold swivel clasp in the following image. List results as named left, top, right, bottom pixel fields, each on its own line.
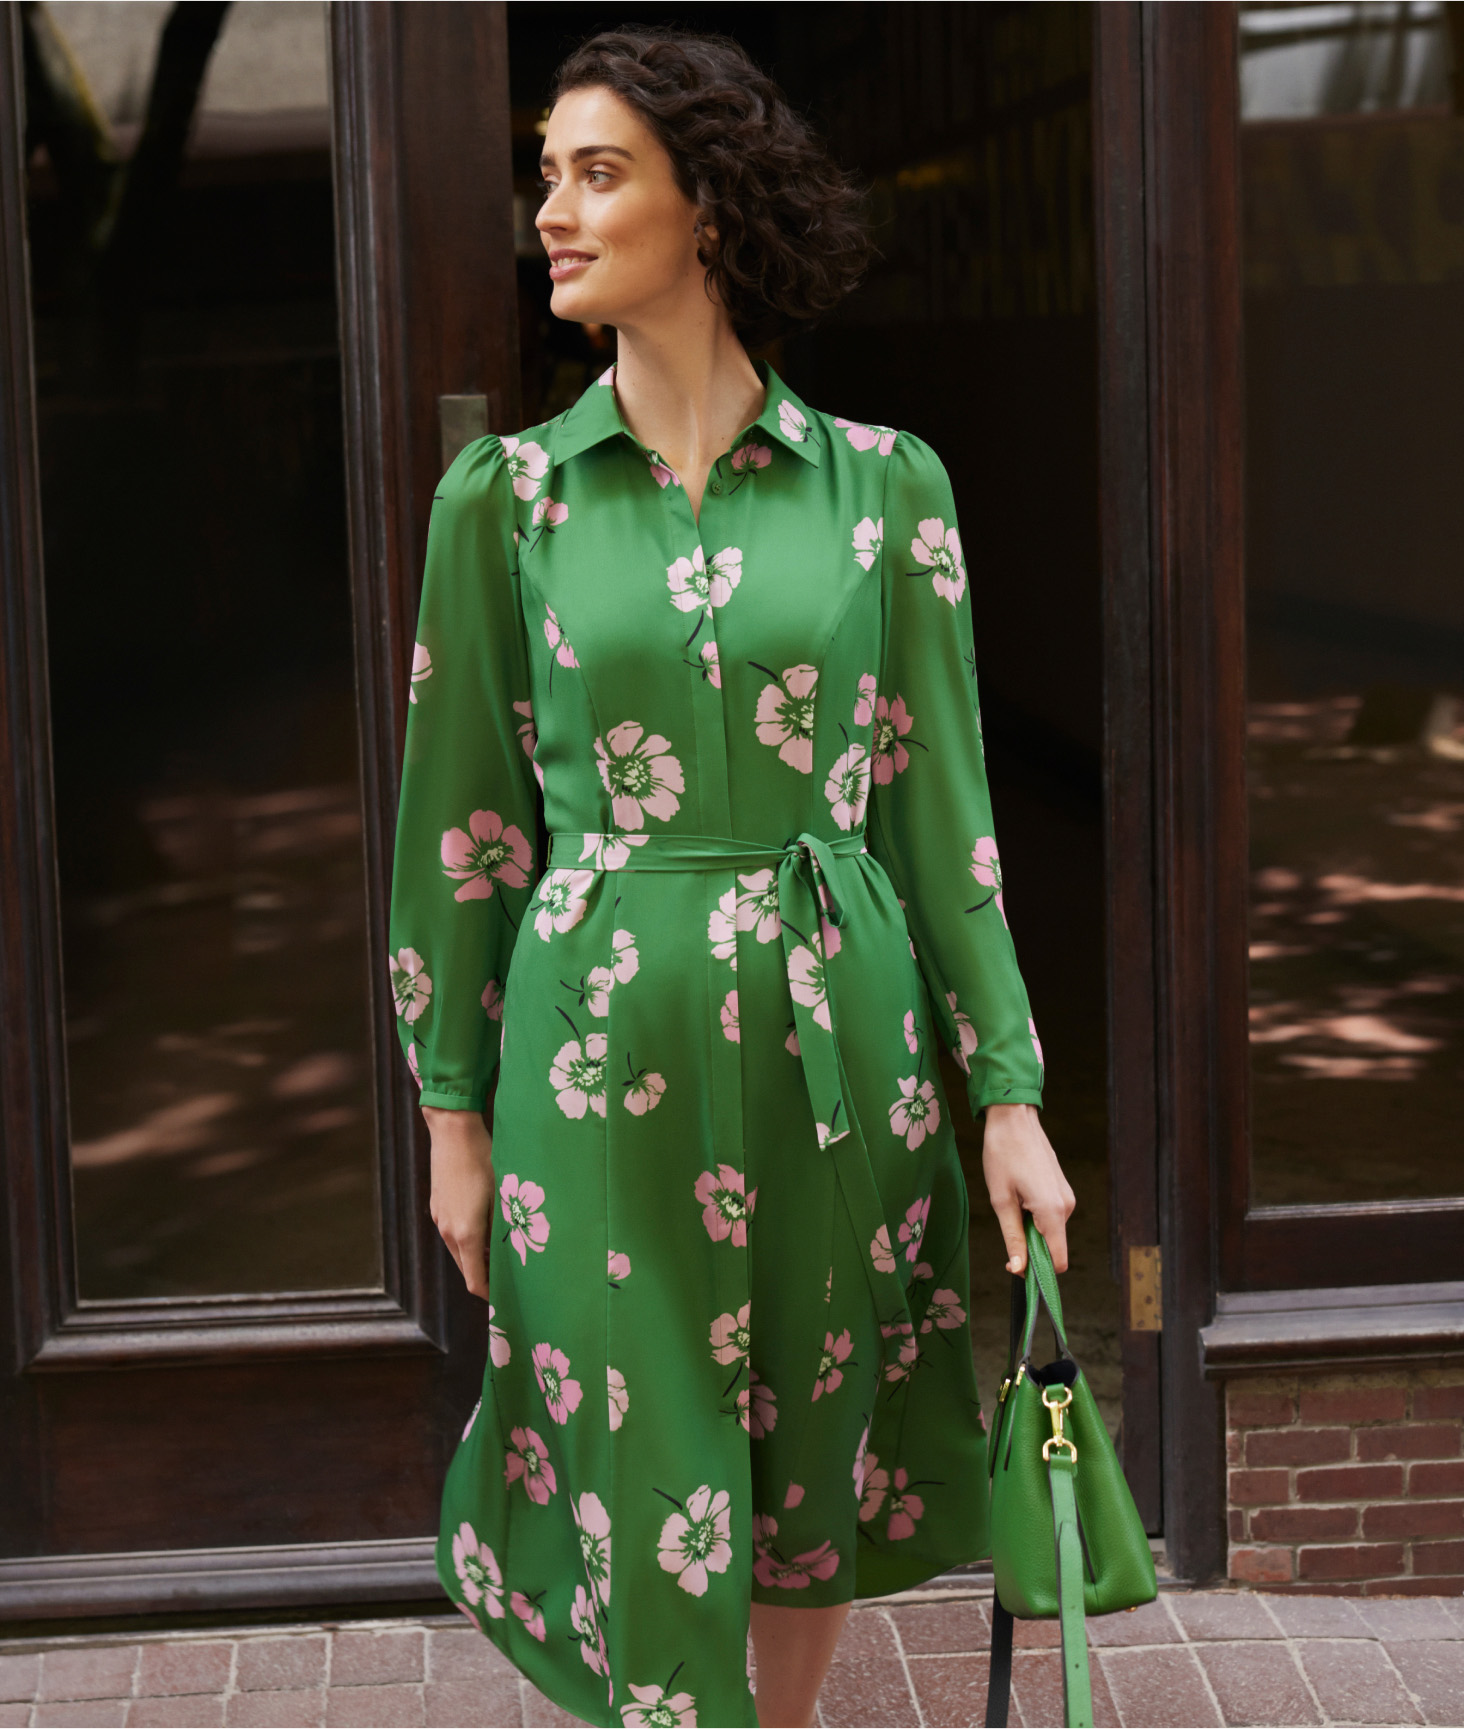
left=1041, top=1382, right=1077, bottom=1462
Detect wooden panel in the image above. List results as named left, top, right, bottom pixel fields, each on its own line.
left=1092, top=0, right=1163, bottom=1537
left=0, top=0, right=519, bottom=1600
left=1239, top=1200, right=1465, bottom=1292
left=1144, top=0, right=1245, bottom=1585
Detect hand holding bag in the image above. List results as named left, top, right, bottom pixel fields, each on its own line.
left=983, top=1220, right=1157, bottom=1728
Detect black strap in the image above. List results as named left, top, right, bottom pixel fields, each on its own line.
left=984, top=1598, right=1014, bottom=1727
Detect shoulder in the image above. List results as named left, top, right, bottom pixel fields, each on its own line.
left=805, top=407, right=950, bottom=488
left=435, top=419, right=559, bottom=514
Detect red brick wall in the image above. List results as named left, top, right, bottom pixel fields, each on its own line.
left=1227, top=1366, right=1463, bottom=1594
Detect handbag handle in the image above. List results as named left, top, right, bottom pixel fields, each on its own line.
left=1019, top=1218, right=1071, bottom=1364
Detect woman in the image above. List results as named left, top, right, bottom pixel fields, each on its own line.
left=387, top=26, right=1075, bottom=1729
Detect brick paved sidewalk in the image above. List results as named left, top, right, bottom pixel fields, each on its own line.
left=0, top=1586, right=1459, bottom=1728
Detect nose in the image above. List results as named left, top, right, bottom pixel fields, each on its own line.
left=535, top=186, right=570, bottom=236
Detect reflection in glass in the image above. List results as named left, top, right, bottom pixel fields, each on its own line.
left=27, top=2, right=382, bottom=1297
left=1238, top=3, right=1463, bottom=1206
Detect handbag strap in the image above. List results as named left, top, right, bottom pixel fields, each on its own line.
left=1049, top=1447, right=1094, bottom=1727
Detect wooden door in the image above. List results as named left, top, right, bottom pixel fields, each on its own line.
left=0, top=1, right=520, bottom=1617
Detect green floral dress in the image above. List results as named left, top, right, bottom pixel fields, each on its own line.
left=387, top=360, right=1044, bottom=1727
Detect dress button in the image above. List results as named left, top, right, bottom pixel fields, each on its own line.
left=711, top=481, right=723, bottom=494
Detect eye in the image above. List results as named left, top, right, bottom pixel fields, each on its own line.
left=585, top=168, right=612, bottom=186
left=535, top=178, right=556, bottom=199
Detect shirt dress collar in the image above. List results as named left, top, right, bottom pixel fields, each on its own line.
left=550, top=358, right=821, bottom=471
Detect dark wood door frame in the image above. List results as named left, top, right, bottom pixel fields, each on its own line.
left=1094, top=0, right=1242, bottom=1585
left=0, top=2, right=521, bottom=1615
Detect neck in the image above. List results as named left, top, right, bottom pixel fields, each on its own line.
left=610, top=313, right=765, bottom=482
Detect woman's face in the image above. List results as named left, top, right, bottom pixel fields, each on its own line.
left=535, top=85, right=715, bottom=332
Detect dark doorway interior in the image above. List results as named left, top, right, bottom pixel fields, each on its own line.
left=506, top=2, right=1121, bottom=1439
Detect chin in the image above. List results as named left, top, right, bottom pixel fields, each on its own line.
left=549, top=284, right=605, bottom=326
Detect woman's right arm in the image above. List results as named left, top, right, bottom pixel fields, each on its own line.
left=387, top=436, right=542, bottom=1297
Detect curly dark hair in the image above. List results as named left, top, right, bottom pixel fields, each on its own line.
left=548, top=25, right=874, bottom=348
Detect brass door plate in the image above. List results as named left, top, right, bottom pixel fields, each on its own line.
left=1128, top=1244, right=1162, bottom=1331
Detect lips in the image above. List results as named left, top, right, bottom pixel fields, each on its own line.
left=549, top=252, right=595, bottom=281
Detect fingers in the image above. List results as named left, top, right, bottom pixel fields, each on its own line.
left=1033, top=1206, right=1070, bottom=1274
left=993, top=1194, right=1029, bottom=1276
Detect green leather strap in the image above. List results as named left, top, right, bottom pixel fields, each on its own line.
left=1048, top=1451, right=1094, bottom=1728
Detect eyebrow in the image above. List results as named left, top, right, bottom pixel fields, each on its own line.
left=539, top=144, right=636, bottom=171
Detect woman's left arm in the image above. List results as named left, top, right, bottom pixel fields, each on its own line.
left=865, top=430, right=1074, bottom=1273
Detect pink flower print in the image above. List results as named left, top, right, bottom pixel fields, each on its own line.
left=853, top=673, right=877, bottom=726
left=899, top=1194, right=932, bottom=1262
left=578, top=830, right=648, bottom=871
left=1029, top=1015, right=1045, bottom=1068
left=570, top=1585, right=608, bottom=1675
left=787, top=931, right=832, bottom=1032
left=623, top=1066, right=665, bottom=1115
left=913, top=1260, right=934, bottom=1279
left=720, top=988, right=740, bottom=1043
left=488, top=1305, right=511, bottom=1367
left=708, top=886, right=739, bottom=968
left=815, top=1120, right=848, bottom=1150
left=871, top=694, right=915, bottom=783
left=869, top=1224, right=896, bottom=1274
left=886, top=1467, right=926, bottom=1540
left=694, top=1163, right=757, bottom=1245
left=859, top=1455, right=888, bottom=1522
left=911, top=516, right=967, bottom=604
left=451, top=1521, right=505, bottom=1616
left=499, top=434, right=549, bottom=500
left=969, top=836, right=1006, bottom=926
left=778, top=400, right=809, bottom=442
left=755, top=1536, right=841, bottom=1590
left=825, top=742, right=871, bottom=830
left=647, top=452, right=680, bottom=488
left=512, top=697, right=544, bottom=788
left=783, top=1481, right=806, bottom=1509
left=607, top=1249, right=631, bottom=1281
left=852, top=514, right=883, bottom=571
left=853, top=1424, right=872, bottom=1500
left=595, top=721, right=685, bottom=829
left=890, top=1077, right=941, bottom=1149
left=504, top=1426, right=556, bottom=1503
left=549, top=1032, right=609, bottom=1118
left=406, top=1042, right=423, bottom=1090
left=573, top=1490, right=612, bottom=1607
left=921, top=1288, right=967, bottom=1334
left=903, top=1010, right=919, bottom=1054
left=532, top=1341, right=584, bottom=1425
left=710, top=1302, right=751, bottom=1367
left=510, top=1591, right=547, bottom=1641
left=462, top=1396, right=481, bottom=1441
left=595, top=364, right=615, bottom=387
left=881, top=1321, right=920, bottom=1384
left=499, top=1174, right=550, bottom=1264
left=482, top=976, right=504, bottom=1021
left=731, top=441, right=772, bottom=474
left=700, top=639, right=721, bottom=687
left=390, top=947, right=432, bottom=1024
left=785, top=1026, right=800, bottom=1057
left=608, top=1365, right=628, bottom=1430
left=812, top=1328, right=854, bottom=1399
left=544, top=605, right=579, bottom=668
left=534, top=868, right=595, bottom=942
left=734, top=869, right=783, bottom=943
left=666, top=545, right=742, bottom=613
left=835, top=416, right=897, bottom=456
left=532, top=496, right=568, bottom=529
left=585, top=929, right=638, bottom=1016
left=657, top=1483, right=733, bottom=1597
left=754, top=664, right=819, bottom=774
left=440, top=809, right=533, bottom=902
left=946, top=990, right=979, bottom=1073
left=623, top=1683, right=698, bottom=1726
left=409, top=640, right=432, bottom=702
left=737, top=1370, right=778, bottom=1437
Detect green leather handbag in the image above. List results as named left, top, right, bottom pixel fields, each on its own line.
left=984, top=1220, right=1157, bottom=1728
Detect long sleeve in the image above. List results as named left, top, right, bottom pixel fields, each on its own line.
left=866, top=430, right=1045, bottom=1117
left=386, top=436, right=542, bottom=1111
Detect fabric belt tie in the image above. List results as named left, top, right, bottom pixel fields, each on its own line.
left=546, top=828, right=919, bottom=1360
